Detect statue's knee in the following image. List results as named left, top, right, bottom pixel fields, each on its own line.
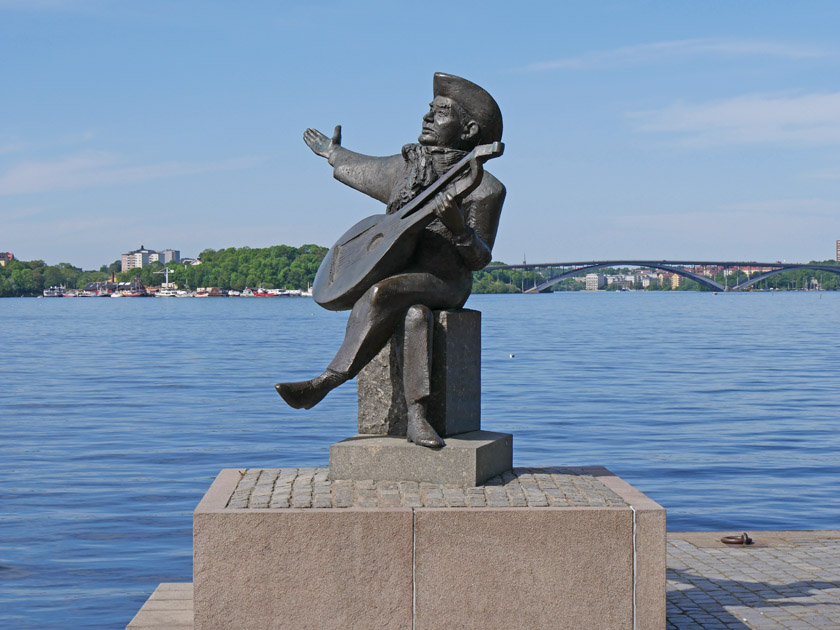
left=366, top=284, right=386, bottom=309
left=404, top=304, right=431, bottom=330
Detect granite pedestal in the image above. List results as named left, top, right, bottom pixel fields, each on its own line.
left=328, top=431, right=512, bottom=486
left=186, top=466, right=666, bottom=630
left=357, top=308, right=481, bottom=437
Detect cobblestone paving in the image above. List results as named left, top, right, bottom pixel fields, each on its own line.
left=667, top=533, right=840, bottom=630
left=225, top=467, right=626, bottom=509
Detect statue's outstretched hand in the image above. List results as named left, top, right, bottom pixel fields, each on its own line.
left=433, top=191, right=468, bottom=238
left=303, top=125, right=341, bottom=159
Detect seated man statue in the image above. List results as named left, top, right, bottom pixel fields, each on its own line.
left=275, top=73, right=505, bottom=448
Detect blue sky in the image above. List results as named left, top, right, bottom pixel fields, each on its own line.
left=2, top=0, right=838, bottom=268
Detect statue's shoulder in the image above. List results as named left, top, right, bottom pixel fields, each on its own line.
left=473, top=169, right=505, bottom=203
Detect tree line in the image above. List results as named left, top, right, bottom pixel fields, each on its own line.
left=1, top=248, right=837, bottom=297
left=113, top=245, right=328, bottom=291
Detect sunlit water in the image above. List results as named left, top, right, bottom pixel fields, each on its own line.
left=1, top=292, right=838, bottom=629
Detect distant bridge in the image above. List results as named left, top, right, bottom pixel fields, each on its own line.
left=483, top=260, right=840, bottom=292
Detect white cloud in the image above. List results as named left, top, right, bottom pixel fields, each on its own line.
left=0, top=152, right=260, bottom=195
left=628, top=92, right=840, bottom=146
left=524, top=38, right=829, bottom=71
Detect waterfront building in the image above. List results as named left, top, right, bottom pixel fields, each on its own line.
left=659, top=271, right=680, bottom=289
left=121, top=245, right=181, bottom=272
left=149, top=249, right=180, bottom=264
left=605, top=275, right=633, bottom=289
left=0, top=251, right=13, bottom=267
left=585, top=273, right=606, bottom=291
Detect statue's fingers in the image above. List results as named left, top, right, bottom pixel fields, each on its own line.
left=332, top=125, right=342, bottom=145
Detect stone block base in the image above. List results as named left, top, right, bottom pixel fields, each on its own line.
left=328, top=430, right=512, bottom=486
left=357, top=308, right=481, bottom=437
left=187, top=466, right=666, bottom=630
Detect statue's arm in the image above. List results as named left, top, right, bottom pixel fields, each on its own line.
left=303, top=125, right=400, bottom=204
left=329, top=149, right=402, bottom=204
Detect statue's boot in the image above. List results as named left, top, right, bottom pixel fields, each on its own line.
left=406, top=402, right=445, bottom=449
left=275, top=369, right=347, bottom=409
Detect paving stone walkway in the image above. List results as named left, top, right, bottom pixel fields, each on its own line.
left=667, top=531, right=840, bottom=629
left=225, top=466, right=627, bottom=509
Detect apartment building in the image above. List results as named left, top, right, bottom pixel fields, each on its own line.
left=121, top=246, right=180, bottom=272
left=585, top=273, right=606, bottom=291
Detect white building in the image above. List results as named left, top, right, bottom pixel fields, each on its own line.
left=585, top=273, right=606, bottom=291
left=149, top=249, right=180, bottom=264
left=121, top=245, right=181, bottom=272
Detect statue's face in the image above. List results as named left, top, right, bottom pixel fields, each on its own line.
left=419, top=96, right=464, bottom=148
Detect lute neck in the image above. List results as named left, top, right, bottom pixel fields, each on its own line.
left=396, top=142, right=504, bottom=220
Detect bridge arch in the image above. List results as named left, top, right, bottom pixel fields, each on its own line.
left=485, top=261, right=840, bottom=292
left=519, top=262, right=725, bottom=292
left=735, top=265, right=840, bottom=290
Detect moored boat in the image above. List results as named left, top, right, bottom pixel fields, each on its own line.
left=119, top=278, right=150, bottom=297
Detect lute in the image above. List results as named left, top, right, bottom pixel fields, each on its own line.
left=312, top=141, right=504, bottom=311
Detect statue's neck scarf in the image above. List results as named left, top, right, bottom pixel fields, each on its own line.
left=386, top=144, right=468, bottom=214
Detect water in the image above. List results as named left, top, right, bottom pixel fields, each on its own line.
left=0, top=292, right=838, bottom=629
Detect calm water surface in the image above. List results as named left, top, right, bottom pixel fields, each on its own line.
left=1, top=292, right=838, bottom=629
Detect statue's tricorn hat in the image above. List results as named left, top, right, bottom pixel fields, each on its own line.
left=433, top=72, right=503, bottom=145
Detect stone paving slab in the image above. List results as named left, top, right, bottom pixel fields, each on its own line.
left=126, top=583, right=192, bottom=629
left=667, top=531, right=840, bottom=629
left=126, top=532, right=840, bottom=629
left=224, top=466, right=627, bottom=509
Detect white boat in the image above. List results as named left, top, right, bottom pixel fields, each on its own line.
left=43, top=285, right=64, bottom=297
left=155, top=289, right=178, bottom=297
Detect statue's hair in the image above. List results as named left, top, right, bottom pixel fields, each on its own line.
left=448, top=100, right=480, bottom=149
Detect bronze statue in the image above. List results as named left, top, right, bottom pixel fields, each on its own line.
left=276, top=73, right=505, bottom=448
